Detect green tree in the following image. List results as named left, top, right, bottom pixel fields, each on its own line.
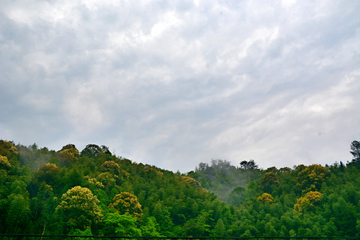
left=210, top=218, right=226, bottom=237
left=151, top=202, right=174, bottom=236
left=81, top=144, right=103, bottom=158
left=6, top=194, right=31, bottom=233
left=140, top=216, right=162, bottom=237
left=349, top=140, right=360, bottom=168
left=240, top=160, right=258, bottom=170
left=323, top=220, right=338, bottom=237
left=332, top=197, right=356, bottom=236
left=350, top=140, right=360, bottom=161
left=5, top=180, right=31, bottom=234
left=102, top=212, right=141, bottom=236
left=265, top=222, right=278, bottom=237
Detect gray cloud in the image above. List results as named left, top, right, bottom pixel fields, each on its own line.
left=1, top=0, right=359, bottom=172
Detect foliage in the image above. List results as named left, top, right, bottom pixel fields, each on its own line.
left=260, top=172, right=279, bottom=193
left=34, top=163, right=60, bottom=184
left=81, top=144, right=104, bottom=158
left=0, top=139, right=359, bottom=238
left=227, top=186, right=245, bottom=206
left=108, top=192, right=143, bottom=219
left=102, top=213, right=141, bottom=236
left=295, top=164, right=328, bottom=194
left=0, top=155, right=11, bottom=170
left=349, top=140, right=360, bottom=169
left=257, top=193, right=274, bottom=204
left=294, top=191, right=323, bottom=213
left=56, top=186, right=102, bottom=230
left=240, top=160, right=258, bottom=170
left=189, top=159, right=261, bottom=202
left=57, top=146, right=79, bottom=167
left=182, top=176, right=201, bottom=188
left=84, top=176, right=104, bottom=188
left=101, top=161, right=121, bottom=175
left=350, top=140, right=360, bottom=161
left=0, top=140, right=18, bottom=157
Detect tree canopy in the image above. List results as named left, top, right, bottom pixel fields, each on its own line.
left=0, top=140, right=359, bottom=238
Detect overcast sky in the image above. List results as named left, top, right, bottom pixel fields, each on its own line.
left=0, top=0, right=359, bottom=173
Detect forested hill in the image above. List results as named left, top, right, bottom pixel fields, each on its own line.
left=187, top=159, right=262, bottom=204
left=0, top=140, right=360, bottom=237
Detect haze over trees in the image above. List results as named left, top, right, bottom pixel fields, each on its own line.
left=0, top=139, right=359, bottom=237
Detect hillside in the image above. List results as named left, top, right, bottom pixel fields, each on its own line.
left=0, top=140, right=359, bottom=237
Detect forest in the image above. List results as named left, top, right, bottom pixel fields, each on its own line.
left=0, top=139, right=359, bottom=237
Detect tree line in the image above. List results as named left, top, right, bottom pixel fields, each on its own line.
left=0, top=140, right=359, bottom=237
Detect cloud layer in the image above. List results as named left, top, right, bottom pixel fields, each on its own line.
left=1, top=0, right=359, bottom=172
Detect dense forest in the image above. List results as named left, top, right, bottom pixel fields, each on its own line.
left=0, top=139, right=359, bottom=237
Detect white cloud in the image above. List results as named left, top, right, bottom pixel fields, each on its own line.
left=0, top=0, right=359, bottom=172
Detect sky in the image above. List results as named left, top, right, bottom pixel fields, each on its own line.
left=0, top=0, right=359, bottom=173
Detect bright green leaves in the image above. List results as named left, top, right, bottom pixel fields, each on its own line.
left=102, top=212, right=141, bottom=237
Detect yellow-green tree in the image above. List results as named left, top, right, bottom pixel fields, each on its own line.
left=257, top=193, right=274, bottom=204
left=182, top=176, right=202, bottom=188
left=294, top=191, right=323, bottom=213
left=260, top=172, right=279, bottom=193
left=84, top=176, right=104, bottom=189
left=278, top=167, right=291, bottom=173
left=101, top=161, right=121, bottom=174
left=295, top=164, right=328, bottom=194
left=0, top=140, right=18, bottom=158
left=265, top=166, right=278, bottom=173
left=56, top=186, right=102, bottom=230
left=34, top=163, right=60, bottom=184
left=97, top=172, right=116, bottom=187
left=0, top=155, right=11, bottom=170
left=57, top=145, right=79, bottom=167
left=108, top=192, right=143, bottom=219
